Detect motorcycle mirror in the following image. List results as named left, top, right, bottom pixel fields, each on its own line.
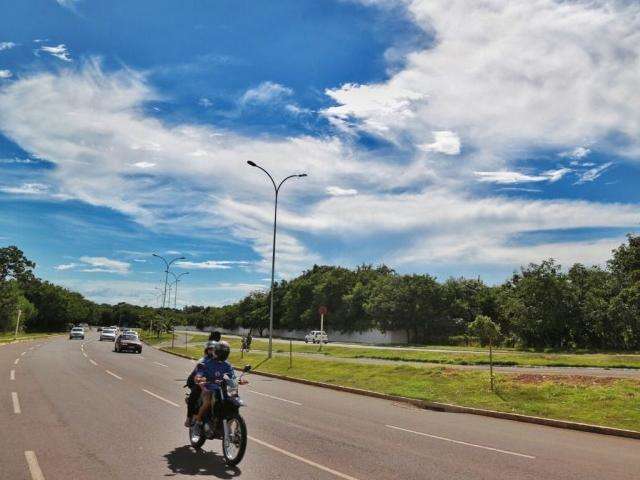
left=243, top=365, right=252, bottom=372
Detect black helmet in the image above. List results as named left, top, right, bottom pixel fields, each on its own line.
left=213, top=341, right=230, bottom=362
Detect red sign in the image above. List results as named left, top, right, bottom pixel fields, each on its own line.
left=318, top=306, right=328, bottom=316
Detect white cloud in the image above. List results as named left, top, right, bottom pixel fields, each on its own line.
left=130, top=161, right=156, bottom=169
left=576, top=162, right=613, bottom=184
left=54, top=262, right=79, bottom=271
left=78, top=256, right=130, bottom=274
left=0, top=182, right=49, bottom=195
left=474, top=168, right=570, bottom=184
left=331, top=1, right=640, bottom=160
left=326, top=186, right=358, bottom=197
left=560, top=147, right=591, bottom=159
left=0, top=70, right=12, bottom=79
left=418, top=131, right=461, bottom=155
left=0, top=42, right=17, bottom=51
left=39, top=44, right=72, bottom=62
left=240, top=81, right=293, bottom=105
left=198, top=97, right=213, bottom=107
left=56, top=0, right=80, bottom=9
left=174, top=260, right=250, bottom=270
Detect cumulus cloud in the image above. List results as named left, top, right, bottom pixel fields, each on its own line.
left=418, top=131, right=461, bottom=155
left=54, top=262, right=79, bottom=271
left=560, top=147, right=591, bottom=159
left=331, top=0, right=640, bottom=160
left=0, top=42, right=16, bottom=51
left=130, top=161, right=156, bottom=169
left=0, top=59, right=638, bottom=282
left=0, top=70, right=12, bottom=79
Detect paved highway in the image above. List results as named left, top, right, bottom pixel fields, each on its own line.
left=2, top=334, right=639, bottom=479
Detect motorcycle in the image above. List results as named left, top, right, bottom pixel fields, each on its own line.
left=188, top=364, right=251, bottom=465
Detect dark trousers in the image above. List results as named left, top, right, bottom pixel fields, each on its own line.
left=187, top=384, right=201, bottom=416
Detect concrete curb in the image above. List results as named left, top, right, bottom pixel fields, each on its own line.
left=0, top=334, right=60, bottom=347
left=156, top=345, right=640, bottom=441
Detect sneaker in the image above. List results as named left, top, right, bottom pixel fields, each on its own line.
left=191, top=421, right=203, bottom=437
left=184, top=417, right=192, bottom=428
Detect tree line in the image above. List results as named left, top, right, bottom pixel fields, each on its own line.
left=2, top=235, right=640, bottom=350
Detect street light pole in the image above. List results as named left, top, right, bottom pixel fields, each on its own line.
left=247, top=160, right=307, bottom=358
left=152, top=253, right=185, bottom=309
left=169, top=271, right=189, bottom=309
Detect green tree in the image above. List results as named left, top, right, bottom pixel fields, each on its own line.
left=468, top=314, right=501, bottom=390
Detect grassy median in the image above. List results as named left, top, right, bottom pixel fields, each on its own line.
left=0, top=332, right=61, bottom=344
left=164, top=344, right=640, bottom=432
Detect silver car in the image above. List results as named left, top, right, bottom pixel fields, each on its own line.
left=99, top=328, right=117, bottom=341
left=69, top=327, right=85, bottom=340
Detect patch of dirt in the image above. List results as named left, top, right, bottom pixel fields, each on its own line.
left=511, top=374, right=636, bottom=386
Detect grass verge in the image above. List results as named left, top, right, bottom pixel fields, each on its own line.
left=164, top=344, right=640, bottom=432
left=0, top=332, right=61, bottom=344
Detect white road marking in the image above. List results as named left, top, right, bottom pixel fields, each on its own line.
left=10, top=369, right=15, bottom=380
left=249, top=436, right=360, bottom=480
left=248, top=389, right=302, bottom=406
left=14, top=358, right=20, bottom=365
left=142, top=389, right=180, bottom=407
left=385, top=425, right=535, bottom=459
left=36, top=344, right=42, bottom=347
left=24, top=451, right=45, bottom=480
left=105, top=370, right=123, bottom=380
left=21, top=351, right=26, bottom=356
left=29, top=347, right=34, bottom=351
left=82, top=352, right=88, bottom=358
left=12, top=392, right=21, bottom=414
left=153, top=361, right=169, bottom=368
left=89, top=359, right=98, bottom=366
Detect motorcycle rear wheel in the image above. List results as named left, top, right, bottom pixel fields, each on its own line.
left=222, top=413, right=247, bottom=466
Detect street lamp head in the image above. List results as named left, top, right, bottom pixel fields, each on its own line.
left=298, top=173, right=308, bottom=178
left=152, top=253, right=160, bottom=258
left=247, top=160, right=257, bottom=167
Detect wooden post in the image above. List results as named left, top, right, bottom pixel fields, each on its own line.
left=289, top=338, right=293, bottom=368
left=171, top=326, right=175, bottom=349
left=185, top=331, right=188, bottom=352
left=14, top=309, right=22, bottom=340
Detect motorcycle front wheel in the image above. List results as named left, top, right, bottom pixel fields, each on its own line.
left=189, top=423, right=206, bottom=449
left=222, top=413, right=247, bottom=466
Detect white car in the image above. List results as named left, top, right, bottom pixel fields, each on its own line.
left=69, top=327, right=85, bottom=340
left=304, top=330, right=328, bottom=344
left=100, top=328, right=117, bottom=342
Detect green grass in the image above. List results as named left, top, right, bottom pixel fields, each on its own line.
left=164, top=344, right=640, bottom=431
left=226, top=336, right=640, bottom=369
left=0, top=332, right=62, bottom=344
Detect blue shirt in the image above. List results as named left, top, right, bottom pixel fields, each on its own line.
left=196, top=356, right=235, bottom=391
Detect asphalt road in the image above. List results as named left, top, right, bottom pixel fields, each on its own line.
left=2, top=334, right=639, bottom=480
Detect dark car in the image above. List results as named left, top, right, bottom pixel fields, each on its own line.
left=114, top=333, right=142, bottom=354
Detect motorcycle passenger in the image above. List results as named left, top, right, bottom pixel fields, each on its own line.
left=192, top=341, right=242, bottom=436
left=184, top=340, right=216, bottom=427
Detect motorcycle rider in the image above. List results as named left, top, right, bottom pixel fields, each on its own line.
left=184, top=331, right=223, bottom=427
left=191, top=341, right=246, bottom=436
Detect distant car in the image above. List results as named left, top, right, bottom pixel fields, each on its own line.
left=115, top=333, right=142, bottom=353
left=304, top=330, right=328, bottom=344
left=100, top=328, right=117, bottom=342
left=69, top=327, right=85, bottom=340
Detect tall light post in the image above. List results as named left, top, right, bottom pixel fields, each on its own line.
left=152, top=253, right=185, bottom=308
left=169, top=271, right=189, bottom=309
left=247, top=160, right=307, bottom=358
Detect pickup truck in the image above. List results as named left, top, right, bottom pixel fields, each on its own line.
left=304, top=330, right=328, bottom=344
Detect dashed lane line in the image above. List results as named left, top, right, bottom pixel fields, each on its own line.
left=105, top=370, right=123, bottom=380
left=142, top=389, right=180, bottom=407
left=89, top=359, right=98, bottom=366
left=12, top=392, right=21, bottom=414
left=14, top=358, right=20, bottom=365
left=25, top=451, right=45, bottom=480
left=152, top=362, right=169, bottom=368
left=10, top=369, right=15, bottom=380
left=82, top=352, right=88, bottom=358
left=21, top=351, right=26, bottom=356
left=248, top=389, right=302, bottom=406
left=249, top=436, right=361, bottom=480
left=385, top=425, right=536, bottom=459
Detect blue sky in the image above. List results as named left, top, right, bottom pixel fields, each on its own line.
left=1, top=0, right=639, bottom=306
